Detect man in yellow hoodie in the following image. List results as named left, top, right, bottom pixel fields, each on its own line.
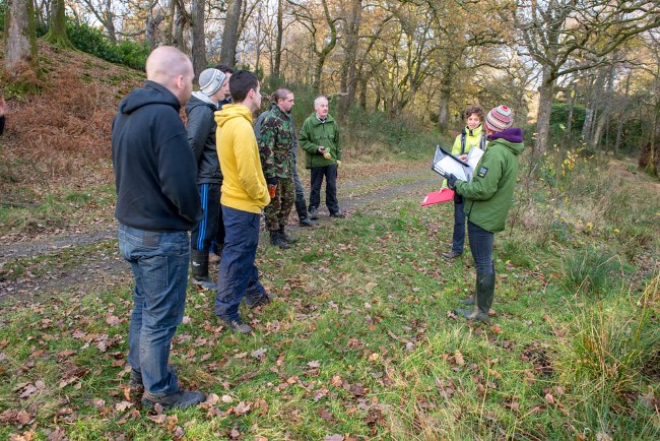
left=214, top=70, right=272, bottom=334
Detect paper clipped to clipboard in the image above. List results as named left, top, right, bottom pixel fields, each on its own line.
left=431, top=145, right=484, bottom=181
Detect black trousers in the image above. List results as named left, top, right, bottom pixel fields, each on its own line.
left=191, top=183, right=222, bottom=252
left=309, top=164, right=339, bottom=215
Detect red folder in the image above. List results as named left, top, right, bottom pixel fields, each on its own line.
left=421, top=189, right=454, bottom=206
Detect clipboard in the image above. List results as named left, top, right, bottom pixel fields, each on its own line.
left=431, top=145, right=470, bottom=181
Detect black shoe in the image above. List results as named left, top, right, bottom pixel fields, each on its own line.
left=329, top=211, right=345, bottom=218
left=441, top=251, right=462, bottom=260
left=246, top=292, right=273, bottom=309
left=269, top=231, right=291, bottom=249
left=299, top=217, right=314, bottom=227
left=279, top=227, right=298, bottom=244
left=308, top=207, right=319, bottom=220
left=141, top=389, right=206, bottom=410
left=220, top=317, right=253, bottom=334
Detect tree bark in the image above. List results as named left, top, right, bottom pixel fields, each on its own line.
left=592, top=63, right=616, bottom=149
left=339, top=0, right=361, bottom=117
left=273, top=0, right=283, bottom=78
left=4, top=0, right=38, bottom=72
left=146, top=12, right=164, bottom=49
left=220, top=0, right=243, bottom=66
left=44, top=0, right=73, bottom=49
left=563, top=82, right=577, bottom=145
left=614, top=70, right=632, bottom=157
left=191, top=0, right=207, bottom=78
left=437, top=59, right=455, bottom=134
left=535, top=65, right=555, bottom=155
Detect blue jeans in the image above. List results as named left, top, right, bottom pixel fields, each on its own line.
left=214, top=206, right=267, bottom=321
left=309, top=165, right=339, bottom=214
left=467, top=221, right=494, bottom=274
left=118, top=224, right=189, bottom=397
left=451, top=199, right=466, bottom=254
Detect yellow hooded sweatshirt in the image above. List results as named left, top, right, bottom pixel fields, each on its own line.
left=215, top=104, right=270, bottom=214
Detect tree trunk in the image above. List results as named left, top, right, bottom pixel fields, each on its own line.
left=534, top=66, right=555, bottom=155
left=614, top=70, right=632, bottom=157
left=44, top=0, right=73, bottom=49
left=273, top=0, right=283, bottom=78
left=104, top=0, right=116, bottom=45
left=339, top=0, right=361, bottom=118
left=592, top=63, right=616, bottom=149
left=437, top=60, right=454, bottom=134
left=191, top=0, right=206, bottom=79
left=146, top=12, right=164, bottom=49
left=220, top=0, right=243, bottom=66
left=174, top=3, right=187, bottom=51
left=563, top=82, right=577, bottom=145
left=4, top=0, right=38, bottom=72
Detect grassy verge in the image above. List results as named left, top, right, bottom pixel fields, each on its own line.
left=1, top=155, right=659, bottom=440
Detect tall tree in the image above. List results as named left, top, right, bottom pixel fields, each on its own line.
left=191, top=0, right=207, bottom=77
left=4, top=0, right=38, bottom=72
left=339, top=0, right=362, bottom=117
left=44, top=0, right=73, bottom=49
left=221, top=0, right=243, bottom=65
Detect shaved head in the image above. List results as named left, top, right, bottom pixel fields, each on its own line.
left=145, top=46, right=194, bottom=105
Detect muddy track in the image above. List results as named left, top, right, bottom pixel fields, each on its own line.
left=0, top=167, right=438, bottom=302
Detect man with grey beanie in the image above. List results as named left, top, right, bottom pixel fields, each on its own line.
left=186, top=68, right=227, bottom=290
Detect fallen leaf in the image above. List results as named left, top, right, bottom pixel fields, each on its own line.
left=491, top=324, right=502, bottom=334
left=106, top=315, right=121, bottom=326
left=233, top=401, right=252, bottom=415
left=454, top=350, right=465, bottom=366
left=307, top=360, right=320, bottom=369
left=324, top=435, right=344, bottom=441
left=16, top=410, right=31, bottom=425
left=221, top=394, right=233, bottom=404
left=115, top=401, right=133, bottom=412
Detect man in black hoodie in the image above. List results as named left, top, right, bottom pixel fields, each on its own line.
left=112, top=46, right=205, bottom=410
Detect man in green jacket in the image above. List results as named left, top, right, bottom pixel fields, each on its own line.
left=446, top=105, right=524, bottom=322
left=299, top=96, right=344, bottom=219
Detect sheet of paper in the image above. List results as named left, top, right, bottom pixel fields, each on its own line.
left=433, top=156, right=468, bottom=181
left=465, top=147, right=484, bottom=180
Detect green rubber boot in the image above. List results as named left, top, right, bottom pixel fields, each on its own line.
left=456, top=272, right=495, bottom=322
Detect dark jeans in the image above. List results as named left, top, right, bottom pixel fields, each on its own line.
left=451, top=199, right=466, bottom=254
left=309, top=164, right=339, bottom=214
left=118, top=224, right=189, bottom=397
left=214, top=206, right=267, bottom=321
left=467, top=221, right=494, bottom=274
left=192, top=183, right=221, bottom=251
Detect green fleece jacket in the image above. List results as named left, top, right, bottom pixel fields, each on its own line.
left=299, top=113, right=341, bottom=169
left=455, top=128, right=524, bottom=233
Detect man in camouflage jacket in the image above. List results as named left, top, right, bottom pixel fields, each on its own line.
left=258, top=88, right=298, bottom=249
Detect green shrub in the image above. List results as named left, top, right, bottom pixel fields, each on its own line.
left=66, top=22, right=149, bottom=70
left=563, top=246, right=620, bottom=297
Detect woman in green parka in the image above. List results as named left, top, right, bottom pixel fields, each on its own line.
left=446, top=105, right=524, bottom=322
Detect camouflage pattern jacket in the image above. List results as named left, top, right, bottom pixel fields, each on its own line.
left=258, top=106, right=296, bottom=180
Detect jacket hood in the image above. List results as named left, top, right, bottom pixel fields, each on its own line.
left=308, top=112, right=335, bottom=126
left=191, top=91, right=217, bottom=106
left=488, top=127, right=524, bottom=154
left=119, top=81, right=180, bottom=115
left=215, top=103, right=253, bottom=128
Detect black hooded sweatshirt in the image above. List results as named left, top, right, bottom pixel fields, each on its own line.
left=112, top=81, right=202, bottom=231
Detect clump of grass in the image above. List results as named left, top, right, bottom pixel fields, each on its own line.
left=562, top=247, right=621, bottom=297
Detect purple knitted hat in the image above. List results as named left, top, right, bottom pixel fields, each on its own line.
left=485, top=105, right=514, bottom=132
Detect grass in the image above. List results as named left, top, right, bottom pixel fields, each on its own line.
left=1, top=151, right=659, bottom=440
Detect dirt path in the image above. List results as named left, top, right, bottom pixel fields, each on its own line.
left=0, top=166, right=438, bottom=303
